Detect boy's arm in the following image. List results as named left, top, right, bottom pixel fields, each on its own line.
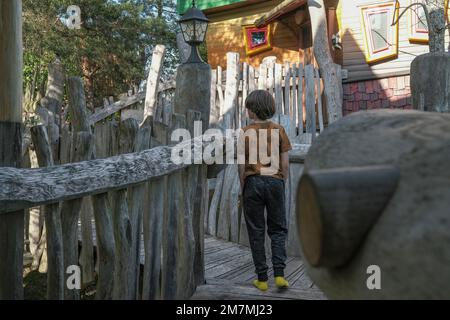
left=280, top=151, right=290, bottom=181
left=238, top=164, right=245, bottom=193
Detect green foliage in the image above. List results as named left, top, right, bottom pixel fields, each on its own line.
left=23, top=0, right=179, bottom=108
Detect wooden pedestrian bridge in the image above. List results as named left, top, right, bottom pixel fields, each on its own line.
left=0, top=117, right=323, bottom=300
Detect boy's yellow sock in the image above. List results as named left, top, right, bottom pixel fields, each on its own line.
left=275, top=277, right=289, bottom=289
left=252, top=280, right=268, bottom=291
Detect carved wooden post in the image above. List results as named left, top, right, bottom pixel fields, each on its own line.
left=0, top=0, right=24, bottom=300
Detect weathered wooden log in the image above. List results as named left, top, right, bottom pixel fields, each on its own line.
left=143, top=44, right=165, bottom=124
left=30, top=125, right=64, bottom=300
left=0, top=0, right=24, bottom=300
left=61, top=131, right=93, bottom=300
left=297, top=165, right=399, bottom=268
left=91, top=193, right=115, bottom=300
left=297, top=110, right=450, bottom=299
left=0, top=133, right=228, bottom=213
left=129, top=117, right=151, bottom=298
left=110, top=119, right=139, bottom=300
left=142, top=176, right=166, bottom=300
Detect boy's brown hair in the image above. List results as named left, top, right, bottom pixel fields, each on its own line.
left=245, top=90, right=276, bottom=121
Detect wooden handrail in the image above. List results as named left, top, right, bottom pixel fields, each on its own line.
left=0, top=139, right=309, bottom=214
left=0, top=135, right=209, bottom=213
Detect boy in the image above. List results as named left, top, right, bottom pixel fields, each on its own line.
left=238, top=90, right=292, bottom=292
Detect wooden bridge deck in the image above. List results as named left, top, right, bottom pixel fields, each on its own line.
left=192, top=236, right=327, bottom=300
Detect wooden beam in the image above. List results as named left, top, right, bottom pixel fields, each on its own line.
left=0, top=134, right=228, bottom=213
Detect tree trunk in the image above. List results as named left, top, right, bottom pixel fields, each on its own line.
left=425, top=1, right=446, bottom=53
left=307, top=0, right=343, bottom=124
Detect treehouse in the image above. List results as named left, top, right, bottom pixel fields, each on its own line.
left=177, top=0, right=450, bottom=114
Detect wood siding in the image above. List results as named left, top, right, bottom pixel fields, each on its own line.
left=340, top=0, right=449, bottom=83
left=206, top=0, right=300, bottom=68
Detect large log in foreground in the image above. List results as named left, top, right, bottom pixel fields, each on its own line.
left=296, top=110, right=450, bottom=299
left=298, top=165, right=399, bottom=268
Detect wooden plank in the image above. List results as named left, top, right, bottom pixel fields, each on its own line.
left=241, top=63, right=248, bottom=128
left=315, top=68, right=324, bottom=133
left=248, top=65, right=256, bottom=93
left=89, top=92, right=146, bottom=125
left=283, top=62, right=291, bottom=116
left=291, top=63, right=297, bottom=134
left=210, top=69, right=219, bottom=126
left=129, top=117, right=152, bottom=299
left=192, top=280, right=327, bottom=300
left=142, top=176, right=166, bottom=300
left=258, top=60, right=267, bottom=90
left=143, top=45, right=166, bottom=123
left=274, top=63, right=283, bottom=115
left=92, top=193, right=115, bottom=299
left=305, top=64, right=316, bottom=140
left=111, top=119, right=139, bottom=300
left=297, top=63, right=304, bottom=135
left=223, top=52, right=240, bottom=129
left=217, top=66, right=224, bottom=118
left=30, top=125, right=64, bottom=300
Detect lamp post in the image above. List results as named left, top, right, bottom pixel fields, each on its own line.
left=172, top=2, right=212, bottom=298
left=178, top=0, right=210, bottom=64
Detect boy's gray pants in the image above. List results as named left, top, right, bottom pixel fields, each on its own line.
left=243, top=175, right=288, bottom=282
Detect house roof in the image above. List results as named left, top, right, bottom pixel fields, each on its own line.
left=177, top=0, right=246, bottom=14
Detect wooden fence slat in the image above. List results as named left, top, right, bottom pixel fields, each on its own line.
left=143, top=45, right=166, bottom=123
left=297, top=63, right=304, bottom=136
left=208, top=170, right=224, bottom=236
left=258, top=61, right=267, bottom=90
left=242, top=63, right=248, bottom=128
left=142, top=177, right=166, bottom=300
left=315, top=68, right=324, bottom=133
left=305, top=64, right=316, bottom=142
left=284, top=62, right=291, bottom=116
left=30, top=125, right=64, bottom=300
left=111, top=119, right=139, bottom=300
left=92, top=193, right=115, bottom=300
left=248, top=65, right=256, bottom=93
left=210, top=69, right=218, bottom=126
left=275, top=63, right=283, bottom=115
left=291, top=63, right=298, bottom=137
left=217, top=66, right=224, bottom=117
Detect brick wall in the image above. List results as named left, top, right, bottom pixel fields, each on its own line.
left=342, top=75, right=412, bottom=116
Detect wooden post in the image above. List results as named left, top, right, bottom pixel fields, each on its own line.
left=307, top=0, right=343, bottom=123
left=61, top=77, right=94, bottom=300
left=0, top=0, right=24, bottom=300
left=30, top=125, right=64, bottom=300
left=143, top=45, right=166, bottom=125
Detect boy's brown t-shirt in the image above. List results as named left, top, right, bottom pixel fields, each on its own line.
left=242, top=121, right=292, bottom=180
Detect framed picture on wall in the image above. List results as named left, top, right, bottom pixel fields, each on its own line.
left=446, top=0, right=449, bottom=21
left=409, top=2, right=429, bottom=43
left=359, top=1, right=399, bottom=64
left=242, top=24, right=272, bottom=56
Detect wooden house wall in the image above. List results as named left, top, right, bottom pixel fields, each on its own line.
left=205, top=0, right=301, bottom=68
left=339, top=0, right=450, bottom=83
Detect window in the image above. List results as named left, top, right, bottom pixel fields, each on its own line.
left=360, top=2, right=399, bottom=64
left=242, top=25, right=272, bottom=56
left=409, top=1, right=429, bottom=43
